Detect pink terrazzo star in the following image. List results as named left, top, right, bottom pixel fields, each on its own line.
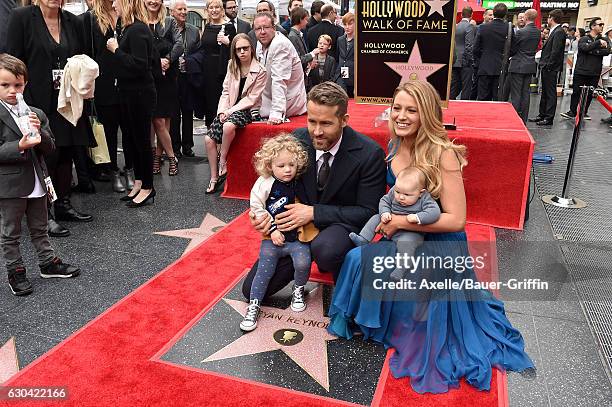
left=384, top=41, right=446, bottom=84
left=425, top=0, right=450, bottom=17
left=202, top=287, right=337, bottom=391
left=0, top=337, right=19, bottom=383
left=155, top=213, right=226, bottom=255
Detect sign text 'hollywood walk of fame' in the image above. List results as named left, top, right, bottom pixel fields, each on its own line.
left=355, top=0, right=456, bottom=104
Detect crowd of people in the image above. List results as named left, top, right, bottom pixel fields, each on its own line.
left=452, top=5, right=611, bottom=127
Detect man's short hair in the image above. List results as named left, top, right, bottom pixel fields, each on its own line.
left=341, top=12, right=354, bottom=26
left=307, top=82, right=348, bottom=118
left=169, top=0, right=187, bottom=10
left=290, top=7, right=308, bottom=26
left=492, top=3, right=507, bottom=19
left=288, top=0, right=301, bottom=12
left=310, top=0, right=324, bottom=16
left=0, top=54, right=28, bottom=82
left=548, top=9, right=563, bottom=24
left=320, top=4, right=334, bottom=19
left=524, top=9, right=538, bottom=22
left=254, top=11, right=274, bottom=27
left=461, top=6, right=472, bottom=18
left=589, top=17, right=602, bottom=29
left=257, top=0, right=275, bottom=16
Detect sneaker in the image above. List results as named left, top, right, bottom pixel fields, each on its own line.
left=583, top=114, right=591, bottom=120
left=601, top=116, right=612, bottom=124
left=240, top=299, right=260, bottom=332
left=560, top=111, right=575, bottom=120
left=349, top=232, right=369, bottom=247
left=290, top=285, right=306, bottom=312
left=8, top=267, right=33, bottom=296
left=40, top=257, right=80, bottom=279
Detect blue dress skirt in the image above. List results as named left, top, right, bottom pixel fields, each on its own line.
left=328, top=169, right=534, bottom=394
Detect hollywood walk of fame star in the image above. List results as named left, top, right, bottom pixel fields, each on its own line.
left=155, top=213, right=226, bottom=256
left=384, top=41, right=446, bottom=85
left=201, top=287, right=337, bottom=391
left=0, top=337, right=19, bottom=383
left=425, top=0, right=450, bottom=17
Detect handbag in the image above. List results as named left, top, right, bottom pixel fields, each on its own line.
left=88, top=101, right=110, bottom=164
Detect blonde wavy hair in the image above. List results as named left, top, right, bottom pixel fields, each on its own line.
left=253, top=133, right=309, bottom=178
left=206, top=0, right=225, bottom=23
left=114, top=0, right=149, bottom=27
left=387, top=81, right=467, bottom=199
left=147, top=0, right=167, bottom=25
left=93, top=0, right=116, bottom=34
left=32, top=0, right=65, bottom=6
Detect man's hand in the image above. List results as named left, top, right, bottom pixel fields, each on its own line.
left=375, top=214, right=403, bottom=239
left=600, top=39, right=609, bottom=48
left=275, top=203, right=314, bottom=232
left=271, top=230, right=285, bottom=246
left=249, top=210, right=272, bottom=235
left=380, top=212, right=392, bottom=223
left=406, top=214, right=419, bottom=224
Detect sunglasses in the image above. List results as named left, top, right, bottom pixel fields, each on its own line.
left=236, top=46, right=250, bottom=53
left=596, top=23, right=605, bottom=27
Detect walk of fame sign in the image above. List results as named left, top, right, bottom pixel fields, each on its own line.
left=355, top=0, right=457, bottom=105
left=157, top=283, right=388, bottom=405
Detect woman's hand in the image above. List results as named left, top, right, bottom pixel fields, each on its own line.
left=375, top=215, right=406, bottom=238
left=218, top=112, right=228, bottom=123
left=160, top=58, right=170, bottom=72
left=217, top=33, right=230, bottom=46
left=249, top=210, right=272, bottom=235
left=106, top=38, right=118, bottom=53
left=271, top=230, right=285, bottom=246
left=380, top=212, right=392, bottom=223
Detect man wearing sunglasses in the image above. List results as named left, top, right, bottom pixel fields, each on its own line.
left=561, top=17, right=610, bottom=121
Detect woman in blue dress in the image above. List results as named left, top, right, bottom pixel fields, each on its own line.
left=328, top=80, right=534, bottom=394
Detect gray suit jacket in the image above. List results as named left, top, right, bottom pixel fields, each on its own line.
left=180, top=22, right=200, bottom=55
left=453, top=19, right=475, bottom=68
left=236, top=18, right=250, bottom=35
left=0, top=105, right=55, bottom=199
left=509, top=23, right=540, bottom=74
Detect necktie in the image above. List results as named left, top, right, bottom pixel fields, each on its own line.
left=317, top=152, right=331, bottom=191
left=230, top=18, right=236, bottom=32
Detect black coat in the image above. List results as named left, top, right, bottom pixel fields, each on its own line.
left=306, top=20, right=344, bottom=62
left=6, top=6, right=85, bottom=114
left=539, top=25, right=566, bottom=72
left=336, top=34, right=354, bottom=89
left=307, top=55, right=338, bottom=91
left=574, top=34, right=611, bottom=76
left=293, top=126, right=386, bottom=232
left=509, top=23, right=541, bottom=74
left=474, top=19, right=512, bottom=76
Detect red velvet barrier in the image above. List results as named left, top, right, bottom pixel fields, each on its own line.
left=222, top=100, right=534, bottom=230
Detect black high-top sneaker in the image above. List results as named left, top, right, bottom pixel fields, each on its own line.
left=40, top=257, right=80, bottom=279
left=8, top=267, right=33, bottom=296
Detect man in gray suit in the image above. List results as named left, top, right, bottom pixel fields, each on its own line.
left=509, top=9, right=540, bottom=123
left=0, top=0, right=16, bottom=53
left=450, top=6, right=476, bottom=100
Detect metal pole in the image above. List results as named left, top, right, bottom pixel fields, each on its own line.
left=542, top=85, right=591, bottom=209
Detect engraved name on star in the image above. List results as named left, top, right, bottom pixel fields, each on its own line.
left=384, top=41, right=446, bottom=84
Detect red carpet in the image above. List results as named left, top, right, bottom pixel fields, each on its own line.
left=222, top=100, right=533, bottom=230
left=2, top=214, right=507, bottom=407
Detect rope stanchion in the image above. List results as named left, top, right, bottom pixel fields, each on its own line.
left=595, top=93, right=612, bottom=113
left=542, top=85, right=593, bottom=209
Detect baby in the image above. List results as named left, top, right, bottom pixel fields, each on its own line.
left=349, top=167, right=441, bottom=280
left=243, top=133, right=312, bottom=331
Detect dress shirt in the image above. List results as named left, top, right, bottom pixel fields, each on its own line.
left=316, top=135, right=342, bottom=173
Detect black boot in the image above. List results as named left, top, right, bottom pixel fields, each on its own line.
left=8, top=267, right=33, bottom=296
left=47, top=209, right=70, bottom=237
left=54, top=198, right=93, bottom=222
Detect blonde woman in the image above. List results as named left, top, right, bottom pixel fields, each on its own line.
left=106, top=0, right=156, bottom=207
left=328, top=80, right=534, bottom=394
left=199, top=0, right=236, bottom=129
left=146, top=0, right=183, bottom=176
left=205, top=33, right=266, bottom=194
left=7, top=0, right=93, bottom=237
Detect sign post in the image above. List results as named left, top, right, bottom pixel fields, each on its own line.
left=355, top=0, right=458, bottom=105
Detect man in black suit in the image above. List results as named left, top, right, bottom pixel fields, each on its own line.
left=306, top=4, right=344, bottom=63
left=509, top=9, right=540, bottom=123
left=451, top=6, right=476, bottom=100
left=473, top=3, right=512, bottom=101
left=531, top=9, right=565, bottom=125
left=224, top=0, right=250, bottom=34
left=242, top=82, right=386, bottom=299
left=305, top=0, right=324, bottom=38
left=0, top=0, right=16, bottom=53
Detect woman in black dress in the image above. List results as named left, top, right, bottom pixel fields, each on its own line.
left=146, top=0, right=183, bottom=176
left=7, top=0, right=93, bottom=238
left=199, top=0, right=236, bottom=128
left=106, top=0, right=156, bottom=207
left=83, top=0, right=134, bottom=193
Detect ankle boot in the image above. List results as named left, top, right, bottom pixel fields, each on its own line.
left=111, top=170, right=126, bottom=193
left=124, top=168, right=135, bottom=190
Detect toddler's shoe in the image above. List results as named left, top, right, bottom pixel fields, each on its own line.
left=240, top=299, right=261, bottom=332
left=8, top=267, right=33, bottom=296
left=290, top=285, right=306, bottom=312
left=349, top=232, right=369, bottom=247
left=40, top=257, right=80, bottom=279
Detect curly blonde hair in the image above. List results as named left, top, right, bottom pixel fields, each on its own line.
left=387, top=80, right=467, bottom=199
left=253, top=133, right=309, bottom=178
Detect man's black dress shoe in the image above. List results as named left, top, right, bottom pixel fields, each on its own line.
left=536, top=119, right=553, bottom=126
left=48, top=219, right=70, bottom=237
left=182, top=148, right=195, bottom=157
left=71, top=182, right=96, bottom=194
left=528, top=116, right=543, bottom=122
left=55, top=199, right=94, bottom=222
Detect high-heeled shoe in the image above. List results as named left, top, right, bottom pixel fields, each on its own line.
left=168, top=156, right=179, bottom=176
left=205, top=178, right=219, bottom=194
left=126, top=189, right=156, bottom=208
left=217, top=161, right=227, bottom=184
left=120, top=188, right=141, bottom=201
left=153, top=155, right=162, bottom=175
